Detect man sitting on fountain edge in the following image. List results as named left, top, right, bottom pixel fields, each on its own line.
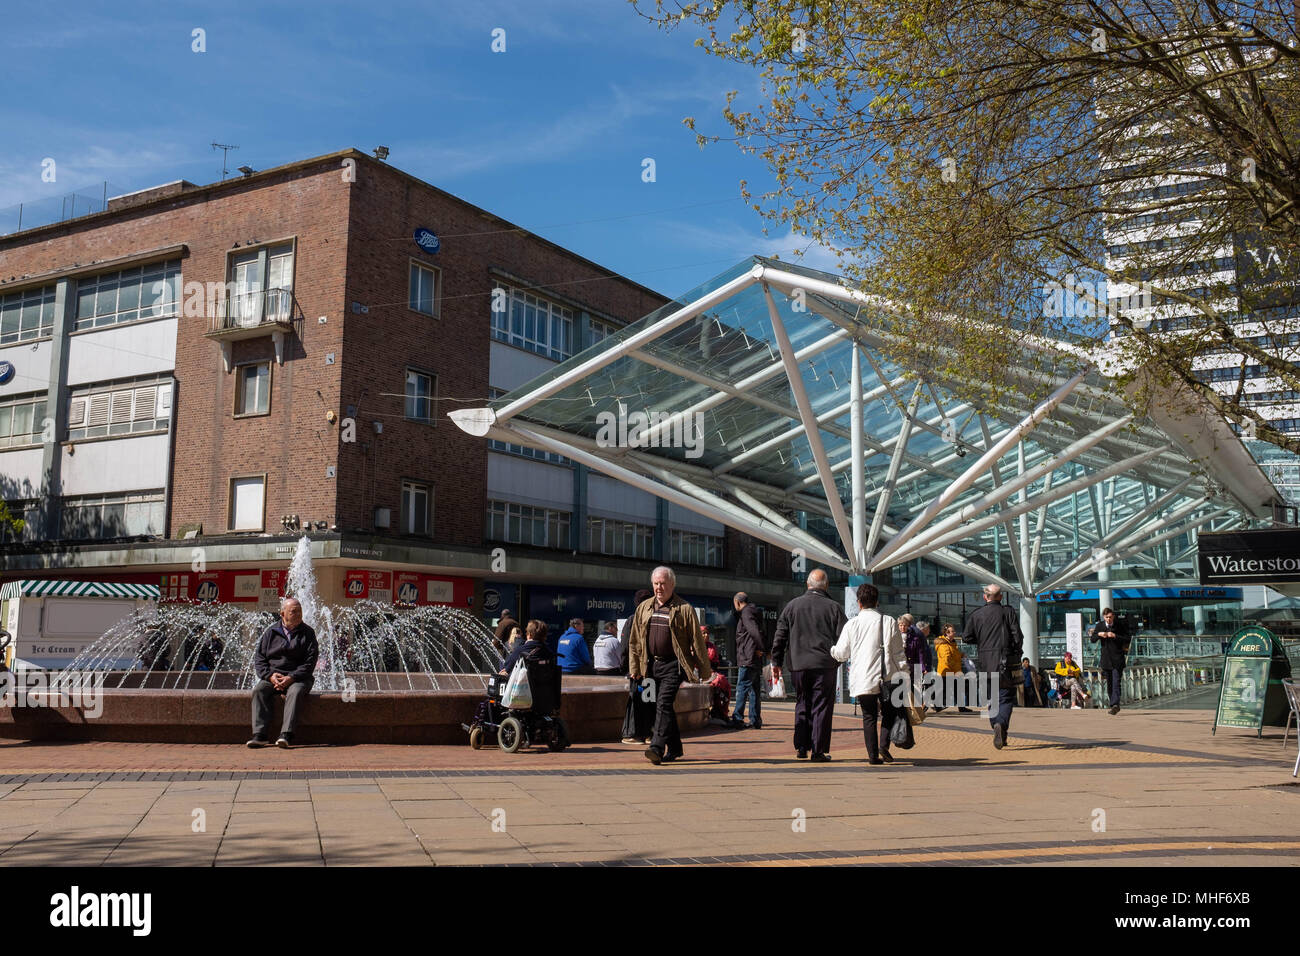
left=248, top=597, right=319, bottom=749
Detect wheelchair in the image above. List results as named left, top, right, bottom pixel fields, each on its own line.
left=464, top=657, right=571, bottom=754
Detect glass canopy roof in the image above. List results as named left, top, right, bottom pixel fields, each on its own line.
left=454, top=257, right=1280, bottom=595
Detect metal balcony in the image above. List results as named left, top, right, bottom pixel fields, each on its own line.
left=204, top=288, right=298, bottom=371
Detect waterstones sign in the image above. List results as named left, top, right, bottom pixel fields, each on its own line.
left=1198, top=529, right=1300, bottom=584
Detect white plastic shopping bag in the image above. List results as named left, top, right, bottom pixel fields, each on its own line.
left=766, top=665, right=787, bottom=700
left=501, top=658, right=532, bottom=709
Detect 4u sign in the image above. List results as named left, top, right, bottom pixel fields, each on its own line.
left=396, top=581, right=419, bottom=604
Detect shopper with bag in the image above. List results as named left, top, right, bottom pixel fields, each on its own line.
left=628, top=567, right=711, bottom=766
left=771, top=569, right=848, bottom=763
left=499, top=620, right=554, bottom=707
left=831, top=582, right=908, bottom=765
left=960, top=584, right=1024, bottom=750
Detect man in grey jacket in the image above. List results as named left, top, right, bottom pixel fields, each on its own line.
left=771, top=570, right=848, bottom=762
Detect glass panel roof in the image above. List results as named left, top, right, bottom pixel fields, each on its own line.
left=485, top=257, right=1276, bottom=591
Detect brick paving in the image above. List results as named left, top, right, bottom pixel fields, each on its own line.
left=0, top=703, right=1294, bottom=866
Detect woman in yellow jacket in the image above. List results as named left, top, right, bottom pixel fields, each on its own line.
left=933, top=624, right=972, bottom=712
left=1054, top=651, right=1091, bottom=709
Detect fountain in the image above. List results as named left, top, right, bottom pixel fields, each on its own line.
left=0, top=538, right=710, bottom=744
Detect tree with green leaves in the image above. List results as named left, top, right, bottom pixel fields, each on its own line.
left=634, top=1, right=1300, bottom=454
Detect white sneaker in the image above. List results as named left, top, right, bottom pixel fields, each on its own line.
left=1071, top=704, right=1082, bottom=710
left=621, top=737, right=638, bottom=744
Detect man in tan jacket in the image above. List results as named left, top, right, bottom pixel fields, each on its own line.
left=629, top=566, right=711, bottom=765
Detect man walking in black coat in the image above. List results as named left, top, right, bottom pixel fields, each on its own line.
left=729, top=592, right=767, bottom=729
left=1090, top=607, right=1130, bottom=715
left=771, top=570, right=847, bottom=762
left=960, top=584, right=1023, bottom=750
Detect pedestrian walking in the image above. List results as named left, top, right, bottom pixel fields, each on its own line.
left=933, top=623, right=972, bottom=712
left=831, top=582, right=907, bottom=765
left=628, top=567, right=711, bottom=766
left=960, top=584, right=1024, bottom=750
left=771, top=569, right=848, bottom=762
left=1090, top=607, right=1130, bottom=715
left=729, top=591, right=768, bottom=729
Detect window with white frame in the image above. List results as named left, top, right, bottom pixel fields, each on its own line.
left=228, top=476, right=266, bottom=531
left=74, top=261, right=181, bottom=332
left=401, top=480, right=432, bottom=535
left=0, top=285, right=56, bottom=344
left=489, top=283, right=575, bottom=360
left=226, top=243, right=294, bottom=324
left=589, top=318, right=620, bottom=348
left=669, top=529, right=724, bottom=568
left=586, top=516, right=655, bottom=559
left=409, top=261, right=439, bottom=317
left=405, top=369, right=435, bottom=422
left=0, top=393, right=48, bottom=448
left=235, top=363, right=271, bottom=417
left=67, top=378, right=172, bottom=440
left=486, top=388, right=567, bottom=463
left=486, top=500, right=570, bottom=549
left=61, top=491, right=165, bottom=540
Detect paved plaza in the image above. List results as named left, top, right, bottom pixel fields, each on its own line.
left=0, top=697, right=1294, bottom=867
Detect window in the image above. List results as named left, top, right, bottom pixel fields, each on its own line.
left=0, top=393, right=48, bottom=448
left=409, top=261, right=439, bottom=317
left=74, top=261, right=181, bottom=331
left=61, top=491, right=164, bottom=540
left=586, top=516, right=654, bottom=558
left=235, top=363, right=271, bottom=417
left=755, top=544, right=767, bottom=576
left=490, top=283, right=575, bottom=360
left=0, top=500, right=38, bottom=544
left=401, top=480, right=432, bottom=535
left=589, top=318, right=620, bottom=348
left=405, top=369, right=435, bottom=422
left=669, top=529, right=724, bottom=568
left=226, top=243, right=294, bottom=325
left=486, top=388, right=567, bottom=463
left=67, top=378, right=172, bottom=440
left=0, top=285, right=56, bottom=344
left=229, top=476, right=266, bottom=531
left=486, top=500, right=571, bottom=549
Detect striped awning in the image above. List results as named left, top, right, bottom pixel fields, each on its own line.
left=0, top=580, right=159, bottom=600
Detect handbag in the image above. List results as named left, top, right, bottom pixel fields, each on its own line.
left=501, top=658, right=532, bottom=709
left=881, top=635, right=915, bottom=749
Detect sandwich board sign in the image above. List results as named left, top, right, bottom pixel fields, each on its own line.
left=1212, top=624, right=1290, bottom=737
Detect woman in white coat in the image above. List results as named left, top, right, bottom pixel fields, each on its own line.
left=831, top=582, right=909, bottom=765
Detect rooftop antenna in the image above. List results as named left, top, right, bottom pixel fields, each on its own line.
left=211, top=142, right=240, bottom=181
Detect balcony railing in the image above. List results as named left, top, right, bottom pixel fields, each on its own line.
left=208, top=288, right=296, bottom=334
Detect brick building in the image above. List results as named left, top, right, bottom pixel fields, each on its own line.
left=0, top=149, right=800, bottom=643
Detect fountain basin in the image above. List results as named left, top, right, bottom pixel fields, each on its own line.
left=0, top=675, right=712, bottom=744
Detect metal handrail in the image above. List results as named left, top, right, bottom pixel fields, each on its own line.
left=209, top=287, right=295, bottom=332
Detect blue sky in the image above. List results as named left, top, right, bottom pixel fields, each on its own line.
left=0, top=0, right=840, bottom=299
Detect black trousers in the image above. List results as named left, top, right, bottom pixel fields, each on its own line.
left=649, top=657, right=684, bottom=757
left=792, top=666, right=837, bottom=756
left=855, top=691, right=897, bottom=760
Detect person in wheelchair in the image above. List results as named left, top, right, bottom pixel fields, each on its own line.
left=495, top=620, right=570, bottom=753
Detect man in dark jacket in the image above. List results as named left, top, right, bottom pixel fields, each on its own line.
left=492, top=610, right=519, bottom=656
left=729, top=592, right=767, bottom=729
left=771, top=570, right=848, bottom=762
left=248, top=597, right=319, bottom=749
left=960, top=584, right=1023, bottom=750
left=1090, top=607, right=1130, bottom=715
